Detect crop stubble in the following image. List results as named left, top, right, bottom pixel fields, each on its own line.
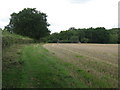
left=43, top=43, right=118, bottom=87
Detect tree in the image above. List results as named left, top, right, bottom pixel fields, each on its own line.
left=68, top=27, right=76, bottom=30
left=109, top=28, right=118, bottom=43
left=48, top=32, right=60, bottom=43
left=81, top=38, right=89, bottom=43
left=70, top=36, right=79, bottom=43
left=6, top=8, right=50, bottom=40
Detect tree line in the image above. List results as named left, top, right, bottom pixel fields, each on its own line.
left=44, top=27, right=119, bottom=44
left=4, top=8, right=119, bottom=44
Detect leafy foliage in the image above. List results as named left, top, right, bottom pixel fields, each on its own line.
left=46, top=27, right=118, bottom=44
left=2, top=30, right=34, bottom=48
left=5, top=8, right=50, bottom=40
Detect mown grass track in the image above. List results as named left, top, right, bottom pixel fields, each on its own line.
left=3, top=44, right=87, bottom=88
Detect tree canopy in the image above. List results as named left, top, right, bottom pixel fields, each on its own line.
left=5, top=8, right=50, bottom=40
left=45, top=27, right=119, bottom=44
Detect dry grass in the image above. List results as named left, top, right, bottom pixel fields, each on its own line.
left=43, top=43, right=118, bottom=87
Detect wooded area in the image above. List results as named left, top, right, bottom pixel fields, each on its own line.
left=45, top=27, right=119, bottom=44
left=3, top=8, right=119, bottom=44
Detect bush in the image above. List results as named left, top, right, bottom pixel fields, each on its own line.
left=2, top=31, right=34, bottom=48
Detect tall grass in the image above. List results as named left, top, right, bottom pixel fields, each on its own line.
left=2, top=30, right=34, bottom=48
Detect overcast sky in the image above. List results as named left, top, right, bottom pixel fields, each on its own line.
left=0, top=0, right=119, bottom=33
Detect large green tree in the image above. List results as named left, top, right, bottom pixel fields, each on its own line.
left=5, top=8, right=50, bottom=40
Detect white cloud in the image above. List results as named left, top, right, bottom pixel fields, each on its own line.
left=0, top=0, right=119, bottom=33
left=67, top=0, right=93, bottom=4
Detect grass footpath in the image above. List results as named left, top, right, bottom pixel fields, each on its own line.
left=3, top=44, right=88, bottom=88
left=3, top=44, right=117, bottom=88
left=20, top=44, right=88, bottom=88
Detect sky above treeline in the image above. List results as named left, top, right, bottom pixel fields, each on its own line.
left=0, top=0, right=119, bottom=33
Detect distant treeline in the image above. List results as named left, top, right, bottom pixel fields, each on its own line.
left=4, top=8, right=119, bottom=44
left=44, top=27, right=119, bottom=44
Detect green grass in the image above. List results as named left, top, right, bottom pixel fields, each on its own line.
left=2, top=30, right=34, bottom=48
left=19, top=44, right=88, bottom=88
left=75, top=55, right=84, bottom=58
left=2, top=30, right=31, bottom=40
left=3, top=44, right=117, bottom=88
left=2, top=44, right=25, bottom=88
left=3, top=44, right=88, bottom=88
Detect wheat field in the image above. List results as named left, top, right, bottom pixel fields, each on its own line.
left=43, top=43, right=118, bottom=87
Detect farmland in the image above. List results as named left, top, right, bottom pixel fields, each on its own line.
left=1, top=7, right=119, bottom=89
left=43, top=43, right=118, bottom=88
left=3, top=43, right=118, bottom=88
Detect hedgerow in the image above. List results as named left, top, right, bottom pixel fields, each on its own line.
left=2, top=30, right=34, bottom=48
